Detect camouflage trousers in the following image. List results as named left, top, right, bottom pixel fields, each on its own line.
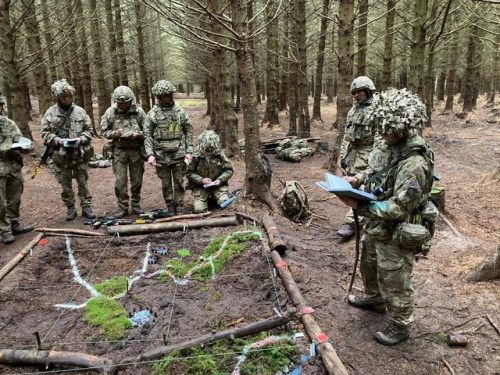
left=360, top=232, right=415, bottom=327
left=192, top=186, right=230, bottom=213
left=113, top=148, right=144, bottom=210
left=51, top=161, right=92, bottom=208
left=155, top=162, right=185, bottom=208
left=0, top=173, right=23, bottom=236
left=344, top=144, right=371, bottom=225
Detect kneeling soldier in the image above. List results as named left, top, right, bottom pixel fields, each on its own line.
left=187, top=131, right=233, bottom=213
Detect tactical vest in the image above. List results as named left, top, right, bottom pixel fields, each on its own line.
left=153, top=106, right=183, bottom=153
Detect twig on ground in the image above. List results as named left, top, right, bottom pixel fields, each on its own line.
left=486, top=314, right=500, bottom=337
left=442, top=358, right=456, bottom=375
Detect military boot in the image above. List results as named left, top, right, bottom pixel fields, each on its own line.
left=11, top=221, right=34, bottom=235
left=66, top=205, right=77, bottom=221
left=347, top=294, right=386, bottom=313
left=82, top=206, right=96, bottom=219
left=3, top=232, right=15, bottom=245
left=131, top=206, right=144, bottom=215
left=374, top=322, right=410, bottom=346
left=337, top=223, right=355, bottom=239
left=113, top=208, right=128, bottom=218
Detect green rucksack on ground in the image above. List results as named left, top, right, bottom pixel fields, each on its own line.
left=278, top=181, right=311, bottom=222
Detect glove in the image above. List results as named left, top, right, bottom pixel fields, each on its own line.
left=147, top=155, right=157, bottom=166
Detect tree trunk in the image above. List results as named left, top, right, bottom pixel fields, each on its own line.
left=105, top=0, right=120, bottom=88
left=436, top=60, right=446, bottom=102
left=134, top=0, right=151, bottom=112
left=264, top=0, right=279, bottom=126
left=296, top=0, right=310, bottom=138
left=488, top=32, right=499, bottom=105
left=326, top=19, right=335, bottom=103
left=39, top=0, right=58, bottom=84
left=356, top=0, right=368, bottom=77
left=66, top=2, right=83, bottom=107
left=312, top=0, right=330, bottom=121
left=0, top=1, right=30, bottom=137
left=444, top=15, right=458, bottom=111
left=380, top=0, right=395, bottom=91
left=231, top=0, right=275, bottom=208
left=287, top=0, right=298, bottom=136
left=467, top=245, right=500, bottom=282
left=114, top=0, right=129, bottom=86
left=462, top=22, right=479, bottom=113
left=409, top=0, right=427, bottom=98
left=278, top=12, right=289, bottom=111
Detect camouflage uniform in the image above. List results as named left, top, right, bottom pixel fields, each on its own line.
left=101, top=86, right=146, bottom=213
left=0, top=114, right=24, bottom=242
left=41, top=80, right=94, bottom=218
left=339, top=76, right=379, bottom=234
left=186, top=131, right=233, bottom=213
left=349, top=88, right=434, bottom=344
left=144, top=80, right=193, bottom=211
left=276, top=139, right=312, bottom=162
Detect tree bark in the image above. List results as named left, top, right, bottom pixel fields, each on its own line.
left=39, top=0, right=58, bottom=84
left=287, top=0, right=298, bottom=136
left=462, top=22, right=479, bottom=113
left=278, top=12, right=289, bottom=111
left=380, top=0, right=396, bottom=91
left=312, top=0, right=330, bottom=121
left=296, top=0, right=310, bottom=138
left=326, top=19, right=336, bottom=103
left=467, top=245, right=500, bottom=282
left=105, top=0, right=120, bottom=88
left=444, top=13, right=459, bottom=111
left=409, top=0, right=427, bottom=98
left=264, top=0, right=279, bottom=126
left=114, top=0, right=129, bottom=86
left=0, top=233, right=44, bottom=282
left=356, top=0, right=368, bottom=77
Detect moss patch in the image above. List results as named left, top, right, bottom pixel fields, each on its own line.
left=94, top=276, right=128, bottom=297
left=85, top=296, right=132, bottom=340
left=152, top=333, right=297, bottom=375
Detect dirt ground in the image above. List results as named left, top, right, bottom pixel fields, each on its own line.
left=0, top=95, right=498, bottom=375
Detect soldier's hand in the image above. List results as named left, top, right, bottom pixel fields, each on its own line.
left=58, top=138, right=64, bottom=146
left=114, top=129, right=124, bottom=138
left=343, top=176, right=358, bottom=187
left=202, top=178, right=212, bottom=185
left=74, top=137, right=81, bottom=146
left=213, top=179, right=221, bottom=186
left=147, top=155, right=157, bottom=166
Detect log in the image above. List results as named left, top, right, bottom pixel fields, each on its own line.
left=0, top=349, right=112, bottom=373
left=126, top=308, right=297, bottom=363
left=106, top=216, right=239, bottom=236
left=269, top=247, right=349, bottom=375
left=155, top=211, right=212, bottom=223
left=235, top=211, right=262, bottom=225
left=262, top=215, right=286, bottom=254
left=0, top=233, right=44, bottom=282
left=36, top=228, right=105, bottom=237
left=467, top=245, right=500, bottom=281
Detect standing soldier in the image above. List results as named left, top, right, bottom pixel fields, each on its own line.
left=340, top=88, right=436, bottom=345
left=337, top=76, right=379, bottom=239
left=0, top=95, right=33, bottom=244
left=101, top=86, right=146, bottom=217
left=144, top=80, right=193, bottom=214
left=41, top=79, right=95, bottom=221
left=187, top=131, right=233, bottom=213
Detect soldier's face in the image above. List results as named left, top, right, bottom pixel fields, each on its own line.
left=352, top=89, right=368, bottom=103
left=157, top=93, right=173, bottom=106
left=382, top=130, right=404, bottom=145
left=117, top=101, right=132, bottom=111
left=58, top=93, right=73, bottom=106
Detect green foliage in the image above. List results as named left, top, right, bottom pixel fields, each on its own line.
left=435, top=332, right=448, bottom=345
left=176, top=98, right=207, bottom=108
left=94, top=276, right=128, bottom=297
left=85, top=297, right=132, bottom=340
left=177, top=248, right=191, bottom=258
left=152, top=333, right=297, bottom=375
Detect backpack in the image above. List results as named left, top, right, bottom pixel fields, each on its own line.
left=278, top=181, right=311, bottom=222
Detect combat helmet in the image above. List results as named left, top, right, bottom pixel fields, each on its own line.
left=198, top=130, right=221, bottom=156
left=113, top=86, right=135, bottom=103
left=369, top=88, right=428, bottom=135
left=350, top=76, right=376, bottom=94
left=51, top=79, right=75, bottom=97
left=151, top=80, right=176, bottom=96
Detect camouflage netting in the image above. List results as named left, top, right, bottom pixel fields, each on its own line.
left=276, top=139, right=312, bottom=162
left=151, top=80, right=176, bottom=96
left=198, top=130, right=221, bottom=155
left=368, top=88, right=428, bottom=134
left=51, top=79, right=75, bottom=97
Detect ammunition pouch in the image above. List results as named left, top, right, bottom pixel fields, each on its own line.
left=159, top=139, right=181, bottom=153
left=392, top=222, right=431, bottom=247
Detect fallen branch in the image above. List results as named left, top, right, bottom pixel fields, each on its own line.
left=262, top=214, right=286, bottom=254
left=439, top=213, right=463, bottom=239
left=0, top=349, right=113, bottom=373
left=0, top=233, right=44, bottom=282
left=36, top=228, right=105, bottom=237
left=467, top=245, right=500, bottom=281
left=442, top=358, right=456, bottom=375
left=234, top=211, right=262, bottom=225
left=125, top=308, right=297, bottom=363
left=155, top=211, right=212, bottom=223
left=266, top=243, right=348, bottom=375
left=106, top=216, right=239, bottom=236
left=486, top=314, right=500, bottom=337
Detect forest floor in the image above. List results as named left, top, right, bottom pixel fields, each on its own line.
left=0, top=95, right=498, bottom=375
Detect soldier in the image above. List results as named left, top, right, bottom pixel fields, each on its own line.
left=41, top=79, right=95, bottom=221
left=101, top=86, right=146, bottom=218
left=144, top=80, right=193, bottom=214
left=340, top=88, right=435, bottom=345
left=0, top=95, right=34, bottom=244
left=186, top=131, right=233, bottom=213
left=337, top=76, right=378, bottom=239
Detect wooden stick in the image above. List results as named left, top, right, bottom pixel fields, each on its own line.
left=486, top=314, right=500, bottom=337
left=262, top=214, right=287, bottom=254
left=439, top=213, right=463, bottom=239
left=0, top=233, right=44, bottom=283
left=36, top=228, right=105, bottom=237
left=268, top=245, right=349, bottom=375
left=126, top=308, right=297, bottom=362
left=442, top=358, right=456, bottom=375
left=106, top=216, right=239, bottom=236
left=0, top=349, right=113, bottom=373
left=154, top=211, right=212, bottom=223
left=234, top=211, right=262, bottom=225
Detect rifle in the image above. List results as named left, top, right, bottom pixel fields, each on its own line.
left=31, top=146, right=53, bottom=179
left=84, top=216, right=152, bottom=229
left=220, top=188, right=242, bottom=209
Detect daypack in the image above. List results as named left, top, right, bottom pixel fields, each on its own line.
left=278, top=181, right=311, bottom=222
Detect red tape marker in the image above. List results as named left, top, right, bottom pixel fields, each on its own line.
left=276, top=259, right=286, bottom=269
left=38, top=238, right=49, bottom=245
left=302, top=306, right=315, bottom=314
left=316, top=333, right=329, bottom=343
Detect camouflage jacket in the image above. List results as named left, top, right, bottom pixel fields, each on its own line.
left=144, top=102, right=193, bottom=164
left=101, top=104, right=146, bottom=148
left=0, top=116, right=23, bottom=176
left=340, top=96, right=378, bottom=160
left=357, top=135, right=434, bottom=239
left=186, top=149, right=233, bottom=188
